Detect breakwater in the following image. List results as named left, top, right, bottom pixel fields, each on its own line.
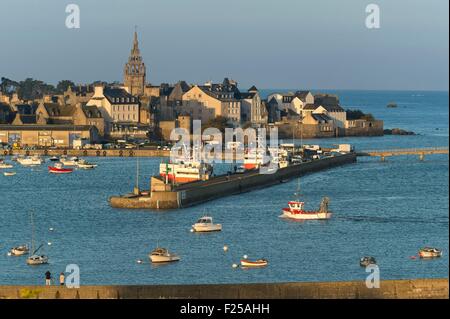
left=109, top=152, right=357, bottom=209
left=0, top=279, right=447, bottom=299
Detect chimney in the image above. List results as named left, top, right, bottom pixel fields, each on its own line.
left=93, top=84, right=104, bottom=97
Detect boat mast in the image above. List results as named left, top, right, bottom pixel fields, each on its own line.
left=30, top=211, right=35, bottom=254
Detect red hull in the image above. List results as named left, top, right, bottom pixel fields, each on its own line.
left=160, top=173, right=200, bottom=183
left=48, top=166, right=73, bottom=174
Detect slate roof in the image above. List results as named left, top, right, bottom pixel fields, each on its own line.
left=104, top=88, right=138, bottom=105
left=43, top=103, right=76, bottom=117
left=312, top=113, right=333, bottom=123
left=81, top=104, right=102, bottom=118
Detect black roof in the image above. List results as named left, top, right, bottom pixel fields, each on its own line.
left=0, top=124, right=95, bottom=131
left=104, top=88, right=138, bottom=104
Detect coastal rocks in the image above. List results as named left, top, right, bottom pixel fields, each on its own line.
left=384, top=128, right=415, bottom=135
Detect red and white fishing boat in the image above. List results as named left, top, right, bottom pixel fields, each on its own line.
left=281, top=198, right=332, bottom=220
left=159, top=161, right=212, bottom=184
left=280, top=179, right=332, bottom=220
left=48, top=162, right=73, bottom=174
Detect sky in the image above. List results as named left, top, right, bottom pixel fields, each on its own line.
left=0, top=0, right=448, bottom=91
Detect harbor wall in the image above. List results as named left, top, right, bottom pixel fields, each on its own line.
left=0, top=279, right=447, bottom=299
left=179, top=153, right=356, bottom=208
left=2, top=149, right=169, bottom=158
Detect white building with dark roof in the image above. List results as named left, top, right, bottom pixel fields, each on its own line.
left=87, top=85, right=140, bottom=135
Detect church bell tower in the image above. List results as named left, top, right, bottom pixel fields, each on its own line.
left=123, top=30, right=146, bottom=96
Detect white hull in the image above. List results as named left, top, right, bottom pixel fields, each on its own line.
left=0, top=164, right=13, bottom=169
left=419, top=251, right=442, bottom=258
left=26, top=255, right=49, bottom=265
left=10, top=247, right=29, bottom=256
left=192, top=223, right=222, bottom=232
left=281, top=211, right=332, bottom=220
left=149, top=255, right=180, bottom=263
left=17, top=159, right=42, bottom=166
left=240, top=260, right=268, bottom=267
left=3, top=172, right=16, bottom=176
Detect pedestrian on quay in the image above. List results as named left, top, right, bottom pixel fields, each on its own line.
left=45, top=271, right=52, bottom=286
left=59, top=272, right=65, bottom=286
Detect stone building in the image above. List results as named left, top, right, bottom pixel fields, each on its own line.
left=123, top=31, right=146, bottom=96
left=240, top=86, right=266, bottom=126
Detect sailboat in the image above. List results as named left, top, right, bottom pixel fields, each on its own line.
left=26, top=211, right=49, bottom=265
left=280, top=178, right=332, bottom=220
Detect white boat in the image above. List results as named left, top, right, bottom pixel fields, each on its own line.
left=17, top=155, right=43, bottom=166
left=49, top=156, right=59, bottom=162
left=149, top=247, right=180, bottom=263
left=76, top=159, right=97, bottom=169
left=26, top=254, right=49, bottom=265
left=3, top=171, right=16, bottom=176
left=60, top=156, right=79, bottom=166
left=0, top=159, right=13, bottom=169
left=26, top=212, right=49, bottom=266
left=8, top=245, right=29, bottom=256
left=192, top=216, right=222, bottom=232
left=240, top=259, right=268, bottom=268
left=419, top=247, right=442, bottom=258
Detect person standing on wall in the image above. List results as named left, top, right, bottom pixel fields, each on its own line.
left=45, top=271, right=52, bottom=286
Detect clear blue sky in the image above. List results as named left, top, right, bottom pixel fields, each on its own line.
left=0, top=0, right=448, bottom=91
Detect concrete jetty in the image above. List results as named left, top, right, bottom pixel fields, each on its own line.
left=109, top=152, right=357, bottom=209
left=0, top=278, right=447, bottom=299
left=2, top=148, right=169, bottom=158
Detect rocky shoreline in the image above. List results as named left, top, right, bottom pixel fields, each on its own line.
left=384, top=128, right=416, bottom=135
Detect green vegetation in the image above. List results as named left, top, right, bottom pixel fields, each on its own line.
left=202, top=116, right=234, bottom=132
left=346, top=109, right=375, bottom=121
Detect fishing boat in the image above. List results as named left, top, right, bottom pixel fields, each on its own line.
left=17, top=155, right=43, bottom=166
left=26, top=212, right=49, bottom=266
left=76, top=159, right=97, bottom=169
left=3, top=171, right=16, bottom=176
left=240, top=259, right=268, bottom=268
left=419, top=247, right=442, bottom=258
left=159, top=161, right=212, bottom=184
left=48, top=162, right=73, bottom=174
left=8, top=245, right=29, bottom=256
left=360, top=256, right=377, bottom=267
left=280, top=179, right=332, bottom=220
left=60, top=156, right=79, bottom=166
left=149, top=247, right=180, bottom=263
left=192, top=216, right=222, bottom=232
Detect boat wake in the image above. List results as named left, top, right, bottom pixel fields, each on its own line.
left=335, top=215, right=449, bottom=225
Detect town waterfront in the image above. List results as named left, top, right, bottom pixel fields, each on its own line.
left=0, top=90, right=448, bottom=285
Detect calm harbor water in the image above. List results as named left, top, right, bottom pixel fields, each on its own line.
left=0, top=90, right=448, bottom=285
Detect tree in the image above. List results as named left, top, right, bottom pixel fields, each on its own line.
left=56, top=80, right=75, bottom=93
left=202, top=116, right=233, bottom=133
left=346, top=109, right=375, bottom=121
left=17, top=78, right=56, bottom=100
left=0, top=77, right=19, bottom=94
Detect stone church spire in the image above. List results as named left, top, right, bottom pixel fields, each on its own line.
left=123, top=29, right=146, bottom=96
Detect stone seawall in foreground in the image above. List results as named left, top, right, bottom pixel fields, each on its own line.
left=0, top=279, right=447, bottom=299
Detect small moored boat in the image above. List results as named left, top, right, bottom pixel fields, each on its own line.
left=149, top=247, right=180, bottom=263
left=8, top=245, right=29, bottom=256
left=3, top=171, right=16, bottom=176
left=419, top=247, right=442, bottom=258
left=0, top=159, right=13, bottom=169
left=60, top=156, right=79, bottom=166
left=49, top=156, right=59, bottom=162
left=48, top=162, right=73, bottom=174
left=240, top=259, right=268, bottom=268
left=17, top=155, right=43, bottom=166
left=26, top=254, right=49, bottom=265
left=360, top=256, right=377, bottom=267
left=76, top=159, right=97, bottom=169
left=192, top=216, right=222, bottom=232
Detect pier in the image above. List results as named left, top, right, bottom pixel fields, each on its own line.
left=110, top=152, right=357, bottom=209
left=357, top=147, right=449, bottom=161
left=0, top=278, right=447, bottom=299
